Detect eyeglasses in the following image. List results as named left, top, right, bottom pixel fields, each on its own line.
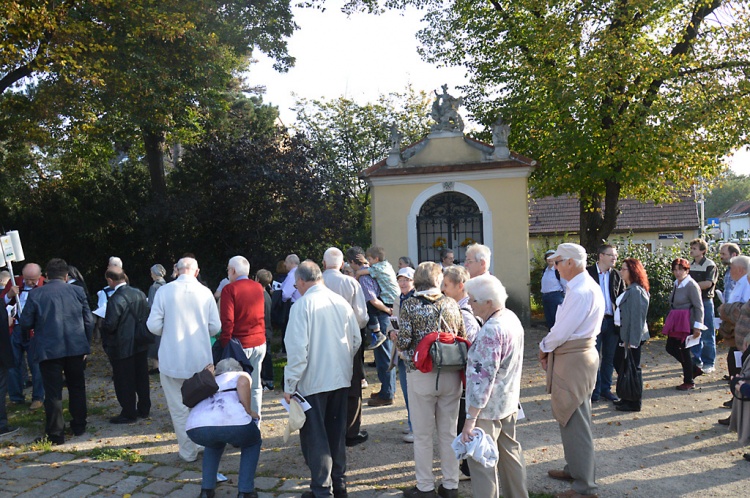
left=554, top=259, right=567, bottom=266
left=465, top=259, right=477, bottom=264
left=602, top=253, right=617, bottom=258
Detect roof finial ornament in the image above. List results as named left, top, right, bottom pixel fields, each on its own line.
left=429, top=84, right=464, bottom=134
left=492, top=116, right=511, bottom=159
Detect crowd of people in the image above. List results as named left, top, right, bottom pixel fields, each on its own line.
left=0, top=237, right=748, bottom=498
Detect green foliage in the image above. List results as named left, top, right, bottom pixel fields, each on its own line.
left=87, top=447, right=142, bottom=463
left=292, top=86, right=433, bottom=246
left=345, top=0, right=750, bottom=251
left=705, top=171, right=750, bottom=218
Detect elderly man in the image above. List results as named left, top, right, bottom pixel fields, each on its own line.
left=539, top=243, right=603, bottom=498
left=587, top=244, right=625, bottom=403
left=221, top=255, right=267, bottom=416
left=281, top=254, right=301, bottom=305
left=719, top=243, right=741, bottom=302
left=284, top=261, right=361, bottom=498
left=689, top=238, right=719, bottom=373
left=147, top=257, right=220, bottom=462
left=718, top=255, right=750, bottom=416
left=1, top=262, right=45, bottom=409
left=464, top=243, right=491, bottom=278
left=20, top=259, right=93, bottom=445
left=322, top=247, right=369, bottom=447
left=101, top=268, right=151, bottom=424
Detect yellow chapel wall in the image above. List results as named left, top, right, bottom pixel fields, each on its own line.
left=370, top=176, right=532, bottom=324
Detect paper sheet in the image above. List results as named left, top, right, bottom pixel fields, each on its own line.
left=684, top=334, right=700, bottom=349
left=736, top=351, right=744, bottom=369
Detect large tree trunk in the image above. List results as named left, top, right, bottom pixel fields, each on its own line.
left=579, top=180, right=622, bottom=254
left=143, top=129, right=167, bottom=197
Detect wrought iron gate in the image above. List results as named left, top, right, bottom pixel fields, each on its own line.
left=417, top=192, right=483, bottom=264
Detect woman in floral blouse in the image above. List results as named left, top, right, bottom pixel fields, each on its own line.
left=461, top=275, right=528, bottom=498
left=398, top=262, right=466, bottom=498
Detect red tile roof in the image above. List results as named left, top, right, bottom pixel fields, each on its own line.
left=529, top=194, right=699, bottom=235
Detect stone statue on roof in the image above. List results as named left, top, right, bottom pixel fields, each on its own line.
left=492, top=116, right=511, bottom=159
left=429, top=84, right=464, bottom=133
left=389, top=124, right=403, bottom=154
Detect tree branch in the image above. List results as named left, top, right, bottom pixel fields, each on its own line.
left=677, top=60, right=750, bottom=77
left=0, top=65, right=33, bottom=95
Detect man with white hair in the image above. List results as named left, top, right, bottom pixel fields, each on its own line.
left=539, top=243, right=603, bottom=498
left=719, top=243, right=741, bottom=301
left=284, top=261, right=361, bottom=498
left=281, top=254, right=301, bottom=305
left=464, top=243, right=491, bottom=279
left=221, top=255, right=267, bottom=416
left=322, top=247, right=369, bottom=447
left=147, top=257, right=221, bottom=462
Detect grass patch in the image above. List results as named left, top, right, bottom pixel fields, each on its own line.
left=25, top=437, right=55, bottom=453
left=87, top=447, right=142, bottom=463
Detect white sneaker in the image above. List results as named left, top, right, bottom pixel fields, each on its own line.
left=402, top=432, right=414, bottom=443
left=703, top=366, right=716, bottom=373
left=361, top=379, right=368, bottom=388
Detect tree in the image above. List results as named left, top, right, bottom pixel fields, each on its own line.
left=292, top=86, right=433, bottom=245
left=705, top=171, right=750, bottom=218
left=346, top=0, right=750, bottom=252
left=1, top=0, right=296, bottom=196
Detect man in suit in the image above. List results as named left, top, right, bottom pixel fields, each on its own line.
left=220, top=255, right=267, bottom=416
left=587, top=244, right=625, bottom=403
left=1, top=263, right=45, bottom=409
left=101, top=268, right=151, bottom=424
left=20, top=258, right=93, bottom=444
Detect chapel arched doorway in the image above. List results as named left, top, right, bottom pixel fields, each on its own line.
left=417, top=192, right=483, bottom=264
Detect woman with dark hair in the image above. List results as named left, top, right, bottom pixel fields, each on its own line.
left=67, top=265, right=90, bottom=302
left=398, top=256, right=415, bottom=270
left=612, top=258, right=650, bottom=411
left=663, top=258, right=704, bottom=391
left=147, top=264, right=167, bottom=375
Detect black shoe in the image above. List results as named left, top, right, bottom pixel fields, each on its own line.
left=367, top=361, right=377, bottom=368
left=198, top=489, right=216, bottom=498
left=334, top=489, right=348, bottom=498
left=148, top=368, right=160, bottom=375
left=403, top=486, right=437, bottom=498
left=436, top=484, right=457, bottom=498
left=615, top=404, right=641, bottom=412
left=718, top=417, right=730, bottom=426
left=459, top=458, right=471, bottom=477
left=109, top=415, right=137, bottom=424
left=238, top=492, right=258, bottom=498
left=0, top=426, right=19, bottom=437
left=346, top=430, right=368, bottom=447
left=723, top=398, right=733, bottom=409
left=744, top=453, right=750, bottom=462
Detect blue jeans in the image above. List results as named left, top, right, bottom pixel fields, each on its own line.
left=593, top=316, right=618, bottom=398
left=187, top=423, right=262, bottom=493
left=9, top=328, right=43, bottom=403
left=691, top=298, right=716, bottom=368
left=373, top=311, right=396, bottom=400
left=398, top=357, right=412, bottom=431
left=542, top=291, right=565, bottom=330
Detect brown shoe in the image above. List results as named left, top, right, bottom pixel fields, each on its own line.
left=370, top=392, right=381, bottom=399
left=554, top=490, right=598, bottom=498
left=547, top=469, right=574, bottom=481
left=29, top=400, right=43, bottom=411
left=367, top=397, right=394, bottom=407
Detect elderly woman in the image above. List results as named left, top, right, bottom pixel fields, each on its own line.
left=147, top=264, right=167, bottom=374
left=398, top=262, right=466, bottom=498
left=663, top=258, right=704, bottom=391
left=613, top=258, right=650, bottom=412
left=461, top=276, right=529, bottom=498
left=729, top=336, right=750, bottom=462
left=187, top=358, right=261, bottom=498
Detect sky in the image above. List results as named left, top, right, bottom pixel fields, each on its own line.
left=248, top=3, right=750, bottom=176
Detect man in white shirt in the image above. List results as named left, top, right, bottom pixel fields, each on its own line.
left=284, top=261, right=361, bottom=498
left=147, top=257, right=220, bottom=462
left=464, top=243, right=491, bottom=278
left=718, top=255, right=750, bottom=416
left=322, top=247, right=369, bottom=447
left=539, top=243, right=603, bottom=498
left=281, top=254, right=301, bottom=304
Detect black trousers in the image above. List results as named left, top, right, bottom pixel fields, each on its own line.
left=300, top=387, right=348, bottom=497
left=346, top=329, right=366, bottom=439
left=613, top=344, right=643, bottom=409
left=666, top=337, right=694, bottom=384
left=39, top=355, right=87, bottom=443
left=111, top=350, right=151, bottom=419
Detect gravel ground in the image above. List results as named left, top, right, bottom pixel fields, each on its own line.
left=2, top=323, right=749, bottom=497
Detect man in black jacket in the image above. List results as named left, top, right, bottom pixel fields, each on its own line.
left=101, top=268, right=151, bottom=424
left=587, top=244, right=626, bottom=403
left=20, top=258, right=93, bottom=444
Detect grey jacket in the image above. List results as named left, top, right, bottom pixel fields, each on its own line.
left=618, top=284, right=650, bottom=347
left=669, top=277, right=704, bottom=328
